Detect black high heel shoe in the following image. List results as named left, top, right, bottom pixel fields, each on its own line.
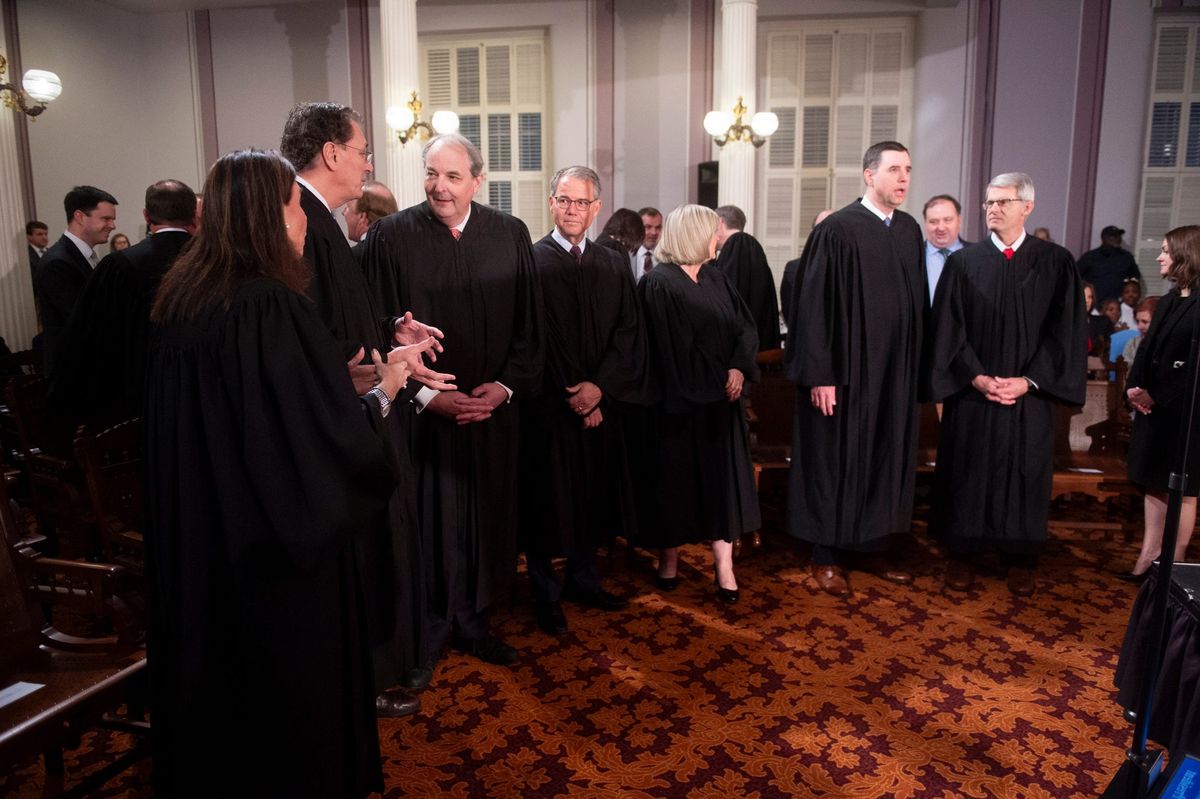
left=714, top=577, right=739, bottom=604
left=1117, top=570, right=1149, bottom=585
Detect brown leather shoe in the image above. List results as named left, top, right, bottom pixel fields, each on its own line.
left=862, top=556, right=912, bottom=585
left=810, top=564, right=850, bottom=597
left=1007, top=567, right=1036, bottom=597
left=945, top=559, right=972, bottom=591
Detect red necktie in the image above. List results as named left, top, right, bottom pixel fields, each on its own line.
left=451, top=228, right=461, bottom=240
left=643, top=252, right=652, bottom=273
left=1003, top=247, right=1014, bottom=260
left=570, top=245, right=581, bottom=264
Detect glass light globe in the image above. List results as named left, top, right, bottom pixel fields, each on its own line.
left=750, top=111, right=779, bottom=138
left=386, top=105, right=415, bottom=131
left=431, top=110, right=459, bottom=135
left=22, top=70, right=62, bottom=103
left=704, top=110, right=733, bottom=137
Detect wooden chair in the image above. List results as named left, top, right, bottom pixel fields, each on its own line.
left=4, top=376, right=98, bottom=560
left=0, top=472, right=147, bottom=796
left=742, top=349, right=794, bottom=555
left=74, top=420, right=145, bottom=576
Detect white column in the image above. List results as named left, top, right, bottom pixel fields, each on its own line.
left=716, top=0, right=757, bottom=228
left=0, top=40, right=38, bottom=349
left=379, top=0, right=425, bottom=210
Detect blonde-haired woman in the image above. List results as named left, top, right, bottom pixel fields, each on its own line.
left=638, top=204, right=761, bottom=603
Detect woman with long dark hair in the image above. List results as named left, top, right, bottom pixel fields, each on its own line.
left=147, top=149, right=408, bottom=796
left=1124, top=224, right=1200, bottom=580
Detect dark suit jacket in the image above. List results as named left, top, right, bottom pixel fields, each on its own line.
left=27, top=244, right=43, bottom=275
left=32, top=234, right=94, bottom=371
left=48, top=229, right=191, bottom=429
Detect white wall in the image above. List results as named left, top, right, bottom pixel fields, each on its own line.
left=17, top=1, right=201, bottom=248
left=990, top=0, right=1083, bottom=246
left=1091, top=0, right=1154, bottom=254
left=613, top=0, right=693, bottom=213
left=209, top=2, right=352, bottom=155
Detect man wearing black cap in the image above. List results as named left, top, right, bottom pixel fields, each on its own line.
left=1076, top=225, right=1141, bottom=305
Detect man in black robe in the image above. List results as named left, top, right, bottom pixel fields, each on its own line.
left=715, top=205, right=781, bottom=351
left=785, top=142, right=924, bottom=596
left=48, top=179, right=196, bottom=431
left=928, top=172, right=1086, bottom=596
left=280, top=102, right=454, bottom=716
left=520, top=165, right=650, bottom=636
left=364, top=133, right=543, bottom=671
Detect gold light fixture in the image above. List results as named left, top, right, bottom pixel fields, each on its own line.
left=704, top=96, right=778, bottom=148
left=386, top=90, right=459, bottom=146
left=0, top=54, right=62, bottom=118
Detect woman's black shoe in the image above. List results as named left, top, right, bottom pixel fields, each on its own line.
left=1117, top=571, right=1149, bottom=585
left=714, top=578, right=739, bottom=604
left=655, top=574, right=679, bottom=592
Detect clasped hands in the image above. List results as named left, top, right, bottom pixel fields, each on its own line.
left=567, top=381, right=603, bottom=428
left=972, top=374, right=1030, bottom=405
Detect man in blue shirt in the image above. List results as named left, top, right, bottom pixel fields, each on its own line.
left=923, top=194, right=967, bottom=304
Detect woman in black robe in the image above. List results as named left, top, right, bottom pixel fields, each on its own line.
left=639, top=204, right=761, bottom=604
left=146, top=150, right=409, bottom=797
left=1125, top=225, right=1200, bottom=579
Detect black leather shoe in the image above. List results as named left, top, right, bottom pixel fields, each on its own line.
left=562, top=584, right=629, bottom=611
left=453, top=635, right=520, bottom=666
left=655, top=574, right=679, bottom=592
left=714, top=578, right=740, bottom=604
left=535, top=601, right=568, bottom=635
left=400, top=658, right=435, bottom=691
left=376, top=688, right=421, bottom=718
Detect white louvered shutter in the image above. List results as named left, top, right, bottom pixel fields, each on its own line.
left=1135, top=22, right=1200, bottom=292
left=421, top=31, right=550, bottom=235
left=757, top=19, right=914, bottom=289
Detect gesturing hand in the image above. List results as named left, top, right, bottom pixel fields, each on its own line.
left=388, top=337, right=456, bottom=391
left=393, top=311, right=445, bottom=360
left=346, top=346, right=378, bottom=396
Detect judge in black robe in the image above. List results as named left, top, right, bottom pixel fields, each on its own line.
left=639, top=204, right=760, bottom=601
left=714, top=229, right=781, bottom=351
left=363, top=135, right=543, bottom=663
left=784, top=182, right=924, bottom=586
left=519, top=181, right=652, bottom=631
left=281, top=103, right=441, bottom=712
left=146, top=151, right=398, bottom=797
left=928, top=213, right=1086, bottom=593
left=48, top=225, right=191, bottom=431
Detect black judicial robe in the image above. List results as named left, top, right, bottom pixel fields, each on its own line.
left=928, top=236, right=1086, bottom=545
left=146, top=278, right=392, bottom=798
left=48, top=229, right=190, bottom=430
left=639, top=262, right=761, bottom=546
left=1127, top=290, right=1199, bottom=493
left=784, top=200, right=924, bottom=549
left=298, top=185, right=425, bottom=684
left=519, top=235, right=652, bottom=556
left=715, top=231, right=781, bottom=351
left=363, top=201, right=543, bottom=614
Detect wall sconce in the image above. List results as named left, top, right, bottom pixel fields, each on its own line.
left=386, top=90, right=459, bottom=146
left=0, top=55, right=62, bottom=118
left=704, top=96, right=778, bottom=148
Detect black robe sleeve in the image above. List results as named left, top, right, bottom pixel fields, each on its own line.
left=785, top=224, right=853, bottom=387
left=1024, top=249, right=1088, bottom=405
left=588, top=246, right=654, bottom=403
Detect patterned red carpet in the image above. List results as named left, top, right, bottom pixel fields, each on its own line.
left=3, top=506, right=1170, bottom=798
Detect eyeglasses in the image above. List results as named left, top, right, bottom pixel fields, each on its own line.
left=339, top=142, right=374, bottom=165
left=553, top=196, right=596, bottom=210
left=981, top=198, right=1025, bottom=211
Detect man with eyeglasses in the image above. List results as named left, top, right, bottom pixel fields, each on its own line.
left=518, top=166, right=651, bottom=637
left=280, top=102, right=455, bottom=720
left=364, top=133, right=544, bottom=675
left=785, top=141, right=924, bottom=597
left=927, top=172, right=1087, bottom=596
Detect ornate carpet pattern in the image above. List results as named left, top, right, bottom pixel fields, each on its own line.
left=378, top=522, right=1139, bottom=798
left=3, top=514, right=1163, bottom=797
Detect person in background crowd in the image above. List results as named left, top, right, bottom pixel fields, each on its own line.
left=1121, top=295, right=1160, bottom=369
left=109, top=232, right=131, bottom=251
